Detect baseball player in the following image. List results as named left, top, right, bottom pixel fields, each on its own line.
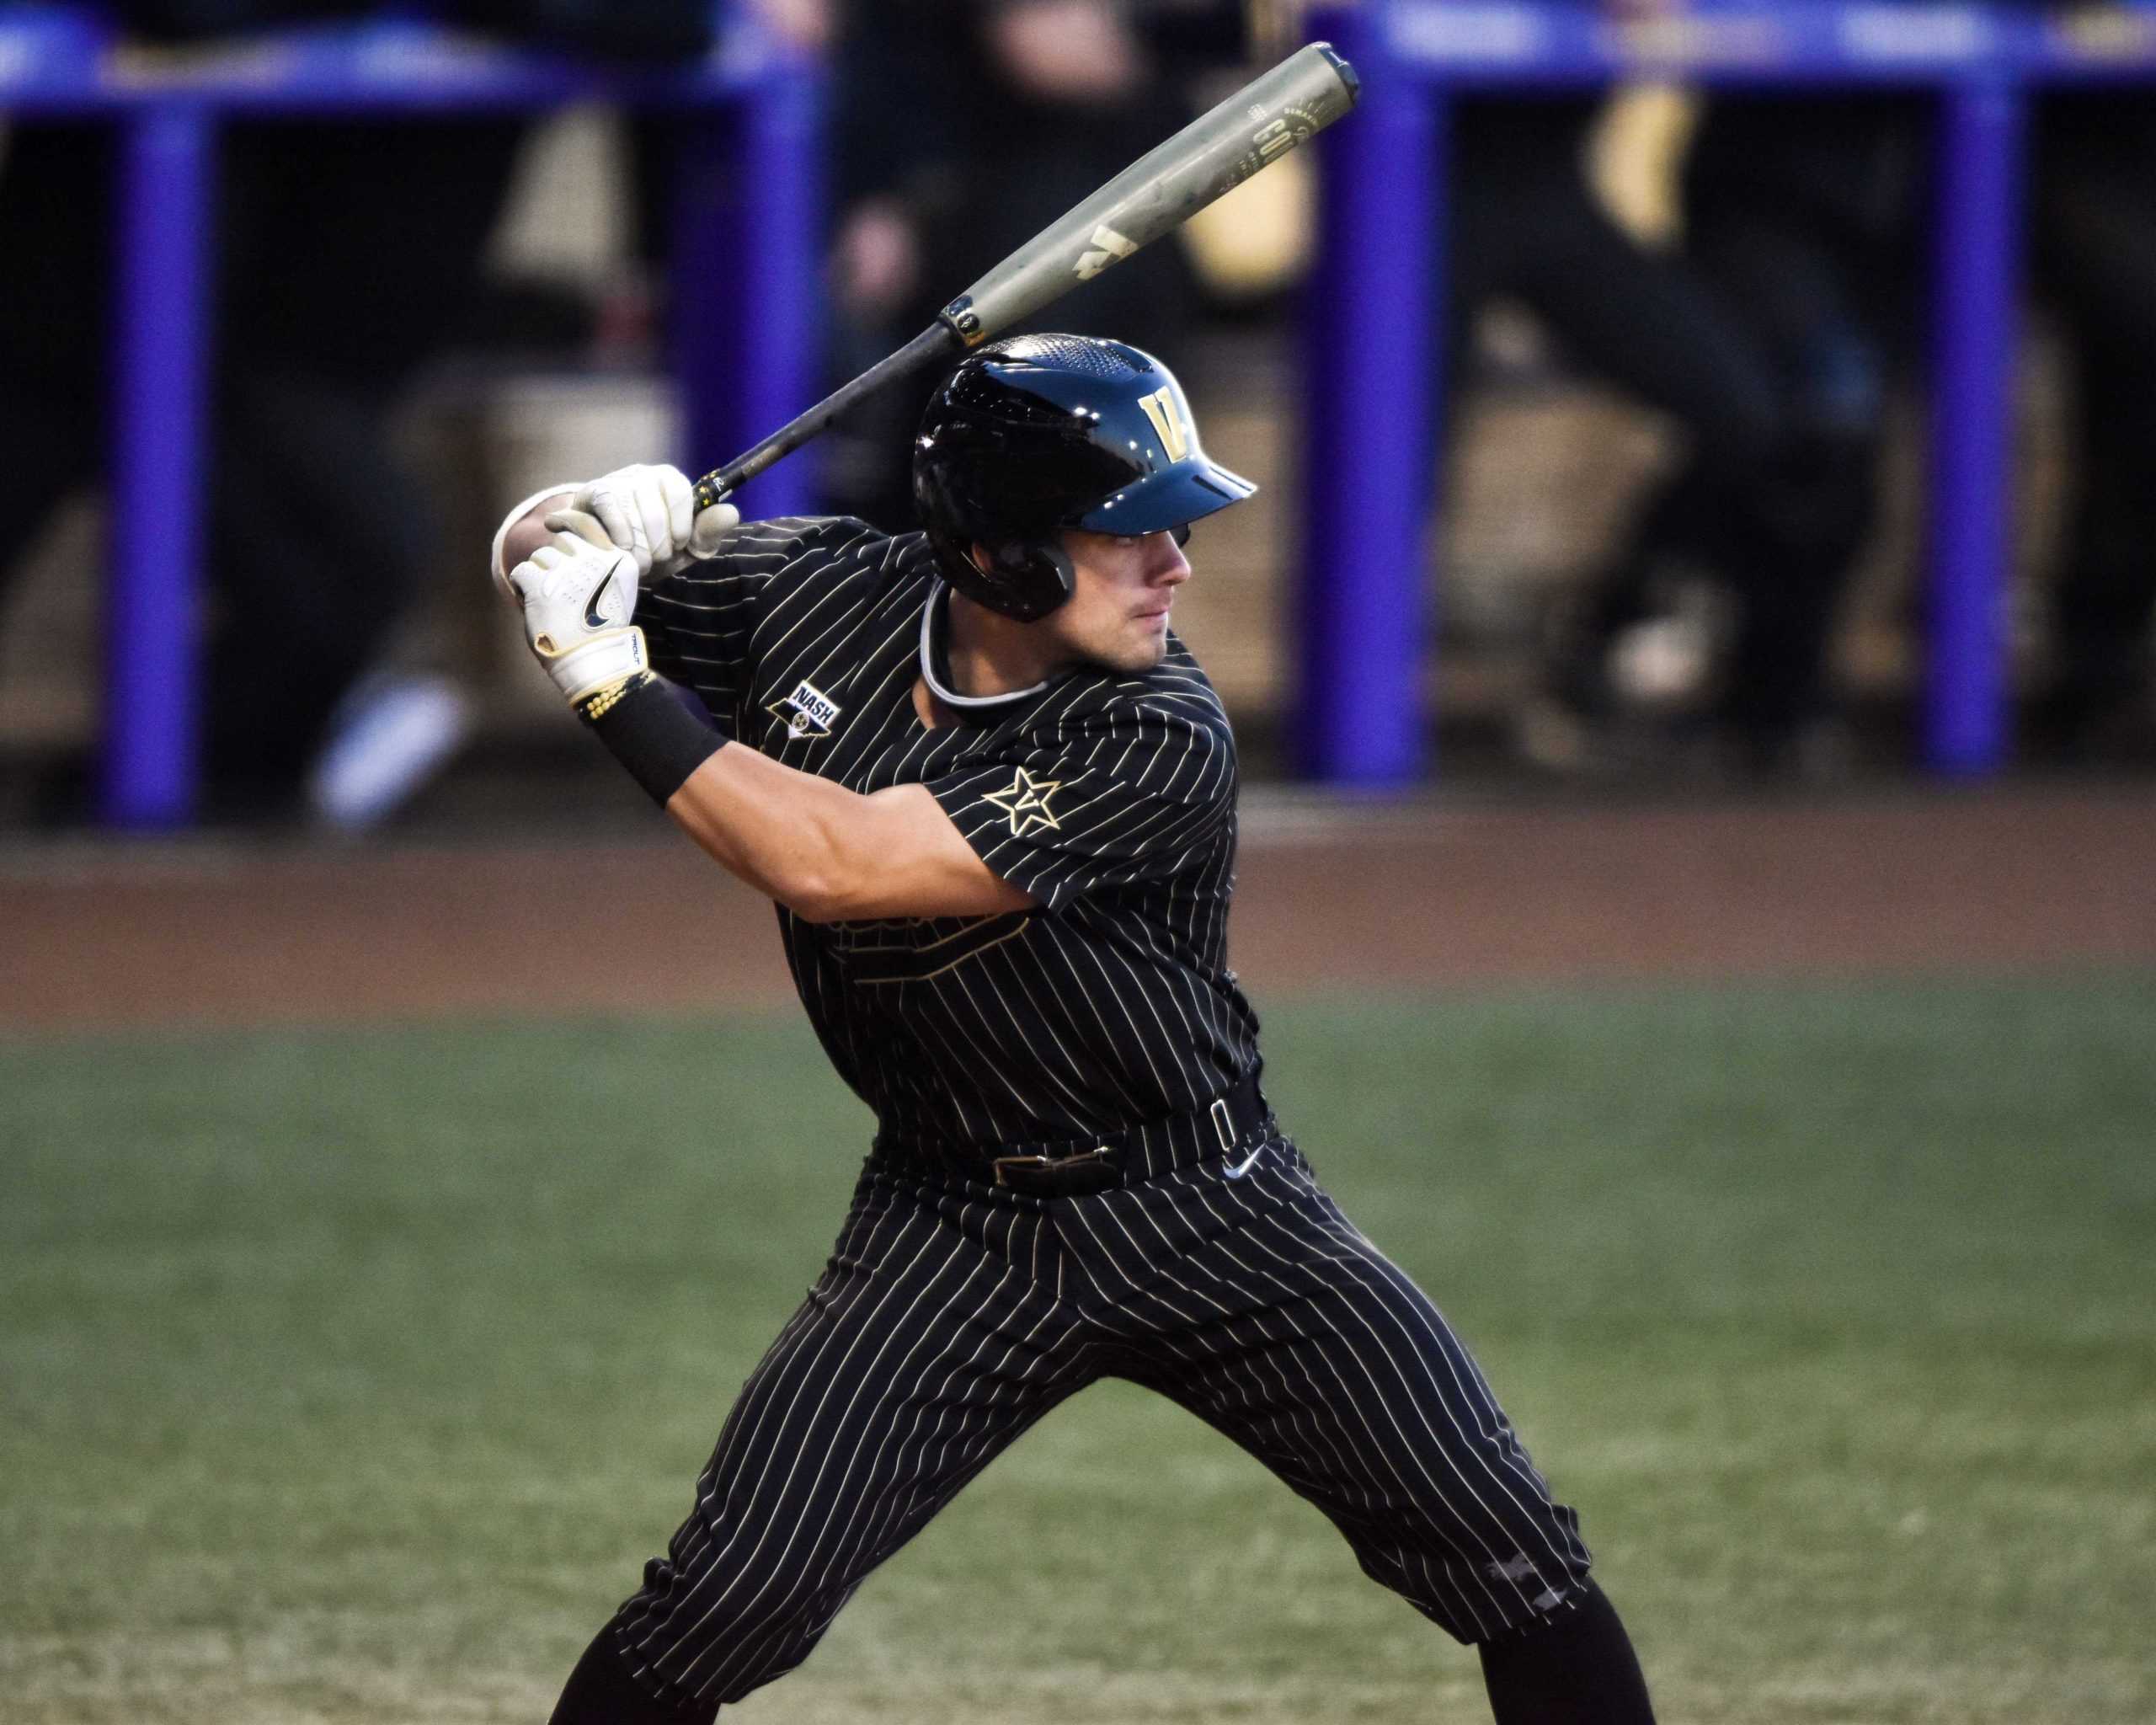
left=493, top=334, right=1657, bottom=1724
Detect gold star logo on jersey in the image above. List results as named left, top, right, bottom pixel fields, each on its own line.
left=984, top=767, right=1063, bottom=837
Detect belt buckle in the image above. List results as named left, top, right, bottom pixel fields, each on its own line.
left=992, top=1153, right=1054, bottom=1188
left=993, top=1146, right=1118, bottom=1193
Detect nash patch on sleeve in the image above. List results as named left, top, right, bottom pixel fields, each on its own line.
left=767, top=678, right=843, bottom=740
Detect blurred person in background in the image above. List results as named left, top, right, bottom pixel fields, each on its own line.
left=1522, top=84, right=1923, bottom=778
left=2023, top=84, right=2156, bottom=761
left=612, top=0, right=836, bottom=361
left=816, top=0, right=1249, bottom=528
left=1403, top=0, right=1866, bottom=777
left=1536, top=3, right=2156, bottom=773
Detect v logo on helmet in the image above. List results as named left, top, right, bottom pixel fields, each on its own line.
left=1137, top=389, right=1190, bottom=462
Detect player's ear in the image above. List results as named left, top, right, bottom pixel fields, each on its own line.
left=969, top=541, right=996, bottom=576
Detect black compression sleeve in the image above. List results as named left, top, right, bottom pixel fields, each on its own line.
left=576, top=672, right=728, bottom=807
left=1478, top=1582, right=1656, bottom=1724
left=549, top=1624, right=716, bottom=1725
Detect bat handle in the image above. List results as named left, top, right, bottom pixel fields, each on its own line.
left=691, top=463, right=750, bottom=515
left=691, top=323, right=966, bottom=515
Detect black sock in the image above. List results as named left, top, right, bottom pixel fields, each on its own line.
left=1477, top=1582, right=1656, bottom=1724
left=548, top=1624, right=718, bottom=1725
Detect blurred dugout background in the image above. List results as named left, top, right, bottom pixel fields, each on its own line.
left=0, top=2, right=2146, bottom=833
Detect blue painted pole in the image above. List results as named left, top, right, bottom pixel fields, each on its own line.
left=680, top=45, right=824, bottom=521
left=102, top=104, right=216, bottom=828
left=1299, top=6, right=1438, bottom=785
left=734, top=58, right=824, bottom=521
left=1925, top=80, right=2024, bottom=774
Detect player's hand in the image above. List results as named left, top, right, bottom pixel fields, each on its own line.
left=496, top=508, right=650, bottom=704
left=573, top=462, right=739, bottom=575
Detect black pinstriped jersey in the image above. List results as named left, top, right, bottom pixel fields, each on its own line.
left=639, top=515, right=1262, bottom=1150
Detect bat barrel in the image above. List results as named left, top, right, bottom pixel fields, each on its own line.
left=939, top=40, right=1359, bottom=345
left=689, top=42, right=1360, bottom=514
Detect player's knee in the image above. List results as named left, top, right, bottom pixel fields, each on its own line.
left=608, top=1552, right=847, bottom=1709
left=1348, top=1546, right=1485, bottom=1645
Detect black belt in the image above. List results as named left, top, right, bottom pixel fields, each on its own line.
left=871, top=1070, right=1274, bottom=1198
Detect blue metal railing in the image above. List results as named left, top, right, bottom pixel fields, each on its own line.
left=1301, top=1, right=2156, bottom=783
left=0, top=4, right=825, bottom=826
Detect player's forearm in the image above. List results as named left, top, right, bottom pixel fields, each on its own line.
left=560, top=662, right=883, bottom=917
left=665, top=745, right=881, bottom=920
left=664, top=746, right=1024, bottom=922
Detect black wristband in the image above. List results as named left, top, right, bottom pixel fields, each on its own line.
left=576, top=673, right=727, bottom=806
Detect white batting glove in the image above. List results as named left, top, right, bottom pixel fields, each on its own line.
left=573, top=462, right=739, bottom=575
left=496, top=508, right=649, bottom=704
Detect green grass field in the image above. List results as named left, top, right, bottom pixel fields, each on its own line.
left=4, top=975, right=2153, bottom=1724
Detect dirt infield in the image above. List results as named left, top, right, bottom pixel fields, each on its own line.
left=4, top=781, right=2153, bottom=1033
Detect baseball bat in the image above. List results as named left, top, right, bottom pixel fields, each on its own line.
left=691, top=40, right=1359, bottom=514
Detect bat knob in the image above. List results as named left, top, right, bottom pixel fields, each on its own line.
left=1314, top=44, right=1360, bottom=106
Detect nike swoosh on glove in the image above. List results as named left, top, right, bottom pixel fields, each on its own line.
left=496, top=507, right=650, bottom=703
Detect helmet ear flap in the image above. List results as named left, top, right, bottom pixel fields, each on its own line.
left=957, top=537, right=1075, bottom=622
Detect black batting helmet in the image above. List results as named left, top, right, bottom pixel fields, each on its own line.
left=911, top=334, right=1257, bottom=621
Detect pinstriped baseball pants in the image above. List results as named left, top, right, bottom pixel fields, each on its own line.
left=609, top=1132, right=1594, bottom=1710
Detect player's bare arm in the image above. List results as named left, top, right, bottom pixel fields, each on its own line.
left=666, top=754, right=1033, bottom=922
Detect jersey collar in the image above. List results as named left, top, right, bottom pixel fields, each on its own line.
left=918, top=579, right=1054, bottom=711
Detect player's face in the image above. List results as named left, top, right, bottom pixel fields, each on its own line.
left=1051, top=527, right=1193, bottom=673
